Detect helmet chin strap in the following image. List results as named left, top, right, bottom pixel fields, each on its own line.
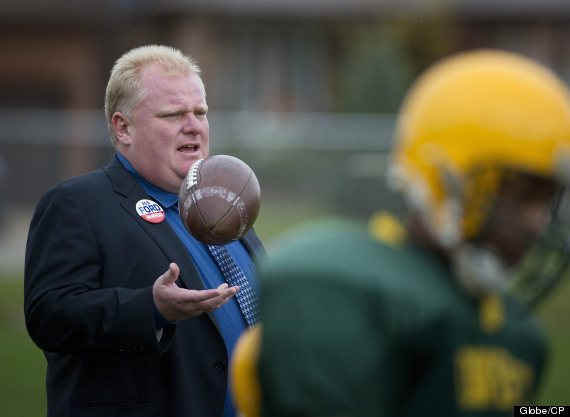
left=451, top=243, right=514, bottom=298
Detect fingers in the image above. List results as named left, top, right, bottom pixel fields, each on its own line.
left=188, top=286, right=237, bottom=303
left=217, top=282, right=236, bottom=290
left=167, top=286, right=238, bottom=320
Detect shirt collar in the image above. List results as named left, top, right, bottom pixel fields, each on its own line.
left=116, top=152, right=178, bottom=209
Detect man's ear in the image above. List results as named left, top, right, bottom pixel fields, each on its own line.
left=112, top=112, right=131, bottom=146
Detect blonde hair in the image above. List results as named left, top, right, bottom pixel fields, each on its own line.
left=104, top=45, right=203, bottom=146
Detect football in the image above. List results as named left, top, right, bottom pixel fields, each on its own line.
left=178, top=155, right=261, bottom=245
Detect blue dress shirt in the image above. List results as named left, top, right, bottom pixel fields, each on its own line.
left=117, top=152, right=258, bottom=417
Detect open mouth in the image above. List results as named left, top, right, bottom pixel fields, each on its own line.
left=179, top=144, right=200, bottom=153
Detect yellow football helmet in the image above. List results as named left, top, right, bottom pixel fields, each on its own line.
left=390, top=49, right=570, bottom=246
left=389, top=49, right=570, bottom=304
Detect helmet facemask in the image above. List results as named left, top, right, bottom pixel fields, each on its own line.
left=450, top=170, right=570, bottom=305
left=508, top=186, right=570, bottom=307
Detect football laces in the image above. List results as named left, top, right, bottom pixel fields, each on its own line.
left=185, top=159, right=204, bottom=190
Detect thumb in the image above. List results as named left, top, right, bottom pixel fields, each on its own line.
left=157, top=262, right=180, bottom=287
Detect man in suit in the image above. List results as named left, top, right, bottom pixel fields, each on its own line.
left=24, top=44, right=265, bottom=417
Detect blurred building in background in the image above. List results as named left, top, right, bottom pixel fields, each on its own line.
left=2, top=0, right=570, bottom=219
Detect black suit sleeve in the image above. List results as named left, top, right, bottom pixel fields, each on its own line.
left=24, top=185, right=171, bottom=354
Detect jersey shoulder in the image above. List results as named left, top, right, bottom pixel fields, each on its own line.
left=261, top=215, right=455, bottom=306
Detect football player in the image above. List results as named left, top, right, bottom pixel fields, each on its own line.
left=231, top=50, right=570, bottom=417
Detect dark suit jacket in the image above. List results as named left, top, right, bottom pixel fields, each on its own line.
left=24, top=156, right=266, bottom=417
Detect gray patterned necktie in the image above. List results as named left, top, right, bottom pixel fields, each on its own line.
left=208, top=244, right=259, bottom=327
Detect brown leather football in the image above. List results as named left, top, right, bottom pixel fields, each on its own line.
left=178, top=155, right=261, bottom=245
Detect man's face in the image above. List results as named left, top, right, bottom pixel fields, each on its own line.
left=113, top=63, right=210, bottom=193
left=480, top=172, right=559, bottom=266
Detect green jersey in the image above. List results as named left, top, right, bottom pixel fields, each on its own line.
left=258, top=218, right=547, bottom=417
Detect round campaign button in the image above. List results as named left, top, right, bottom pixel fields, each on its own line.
left=135, top=199, right=165, bottom=224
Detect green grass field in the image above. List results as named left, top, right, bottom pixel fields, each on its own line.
left=2, top=202, right=569, bottom=415
left=0, top=276, right=47, bottom=417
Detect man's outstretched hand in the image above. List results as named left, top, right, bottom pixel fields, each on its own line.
left=153, top=263, right=239, bottom=321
